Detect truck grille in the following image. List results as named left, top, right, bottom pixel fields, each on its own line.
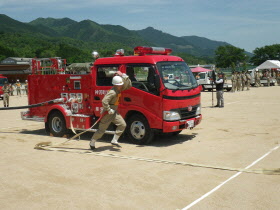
left=178, top=105, right=198, bottom=120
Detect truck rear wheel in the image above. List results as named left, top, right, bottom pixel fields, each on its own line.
left=126, top=114, right=154, bottom=145
left=48, top=111, right=67, bottom=137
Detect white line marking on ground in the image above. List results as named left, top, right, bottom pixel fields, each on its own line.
left=226, top=101, right=240, bottom=105
left=182, top=145, right=280, bottom=210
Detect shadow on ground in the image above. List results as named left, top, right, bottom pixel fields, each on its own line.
left=20, top=128, right=47, bottom=136
left=19, top=127, right=197, bottom=148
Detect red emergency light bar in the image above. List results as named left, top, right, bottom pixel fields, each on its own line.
left=134, top=46, right=172, bottom=55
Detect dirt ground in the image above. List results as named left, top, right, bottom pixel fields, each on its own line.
left=0, top=86, right=279, bottom=210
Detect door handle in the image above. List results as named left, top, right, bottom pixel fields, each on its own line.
left=124, top=97, right=131, bottom=102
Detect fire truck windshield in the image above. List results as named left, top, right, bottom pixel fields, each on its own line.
left=157, top=61, right=198, bottom=90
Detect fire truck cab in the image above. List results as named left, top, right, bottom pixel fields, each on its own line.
left=22, top=46, right=202, bottom=144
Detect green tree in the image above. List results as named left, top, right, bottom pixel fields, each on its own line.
left=0, top=44, right=17, bottom=60
left=56, top=43, right=92, bottom=63
left=250, top=44, right=280, bottom=66
left=215, top=45, right=246, bottom=68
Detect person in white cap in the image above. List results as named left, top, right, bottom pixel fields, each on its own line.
left=15, top=79, right=21, bottom=96
left=90, top=71, right=132, bottom=150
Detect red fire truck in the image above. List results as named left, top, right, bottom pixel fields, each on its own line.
left=0, top=75, right=9, bottom=100
left=21, top=46, right=202, bottom=144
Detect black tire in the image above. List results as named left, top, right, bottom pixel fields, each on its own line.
left=45, top=122, right=50, bottom=135
left=172, top=131, right=181, bottom=136
left=126, top=114, right=154, bottom=145
left=48, top=111, right=67, bottom=137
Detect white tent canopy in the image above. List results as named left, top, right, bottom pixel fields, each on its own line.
left=256, top=60, right=280, bottom=70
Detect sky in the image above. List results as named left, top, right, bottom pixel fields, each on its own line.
left=1, top=0, right=279, bottom=52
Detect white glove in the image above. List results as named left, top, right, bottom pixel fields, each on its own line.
left=122, top=73, right=128, bottom=79
left=108, top=109, right=115, bottom=114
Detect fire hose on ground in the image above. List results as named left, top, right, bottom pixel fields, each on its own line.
left=0, top=98, right=66, bottom=110
left=35, top=111, right=106, bottom=149
left=0, top=97, right=105, bottom=146
left=1, top=98, right=280, bottom=175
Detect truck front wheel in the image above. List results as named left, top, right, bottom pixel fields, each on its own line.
left=126, top=114, right=154, bottom=145
left=48, top=111, right=67, bottom=137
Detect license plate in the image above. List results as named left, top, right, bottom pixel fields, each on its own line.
left=187, top=120, right=194, bottom=128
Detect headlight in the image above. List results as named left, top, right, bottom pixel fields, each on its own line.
left=196, top=105, right=201, bottom=115
left=163, top=111, right=181, bottom=121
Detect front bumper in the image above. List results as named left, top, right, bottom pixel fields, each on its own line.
left=162, top=115, right=202, bottom=133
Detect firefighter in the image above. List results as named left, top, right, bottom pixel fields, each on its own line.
left=255, top=70, right=261, bottom=87
left=277, top=71, right=280, bottom=85
left=241, top=71, right=246, bottom=91
left=2, top=81, right=10, bottom=107
left=236, top=72, right=241, bottom=91
left=267, top=70, right=271, bottom=87
left=15, top=79, right=21, bottom=96
left=245, top=71, right=251, bottom=90
left=231, top=71, right=237, bottom=92
left=89, top=71, right=132, bottom=149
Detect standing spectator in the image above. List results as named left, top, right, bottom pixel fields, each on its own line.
left=9, top=84, right=14, bottom=96
left=236, top=72, right=241, bottom=91
left=15, top=79, right=21, bottom=96
left=231, top=71, right=237, bottom=92
left=214, top=73, right=224, bottom=108
left=241, top=71, right=246, bottom=91
left=245, top=71, right=251, bottom=90
left=255, top=70, right=261, bottom=87
left=277, top=71, right=280, bottom=85
left=24, top=80, right=28, bottom=95
left=2, top=81, right=10, bottom=107
left=272, top=70, right=276, bottom=80
left=267, top=70, right=271, bottom=87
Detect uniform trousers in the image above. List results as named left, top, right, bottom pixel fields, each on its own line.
left=231, top=81, right=236, bottom=92
left=16, top=88, right=21, bottom=95
left=92, top=112, right=126, bottom=140
left=216, top=90, right=224, bottom=107
left=3, top=93, right=9, bottom=107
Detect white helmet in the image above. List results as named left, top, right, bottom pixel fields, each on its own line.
left=92, top=51, right=99, bottom=58
left=112, top=76, right=124, bottom=85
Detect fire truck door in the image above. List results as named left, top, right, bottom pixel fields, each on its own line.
left=92, top=65, right=119, bottom=116
left=120, top=65, right=162, bottom=127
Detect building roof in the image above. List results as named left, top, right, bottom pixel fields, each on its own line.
left=1, top=57, right=32, bottom=65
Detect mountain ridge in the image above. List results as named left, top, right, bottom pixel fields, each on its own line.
left=0, top=14, right=236, bottom=59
